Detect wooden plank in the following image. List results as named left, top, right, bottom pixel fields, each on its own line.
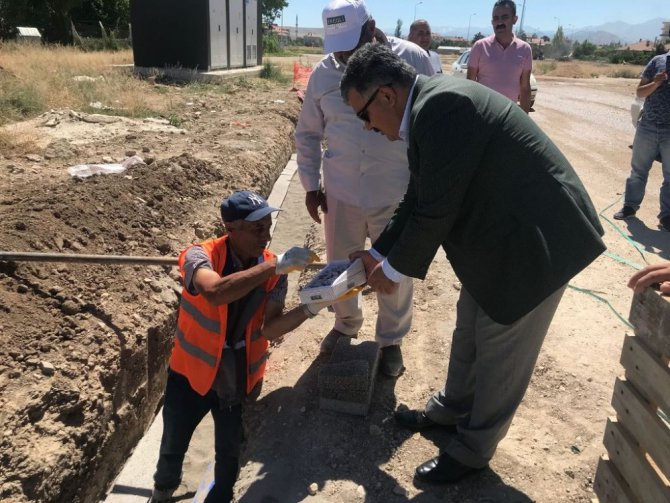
left=629, top=288, right=670, bottom=357
left=620, top=336, right=670, bottom=415
left=612, top=378, right=670, bottom=479
left=594, top=456, right=637, bottom=503
left=603, top=419, right=670, bottom=503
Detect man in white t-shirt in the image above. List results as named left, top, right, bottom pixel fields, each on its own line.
left=295, top=0, right=434, bottom=376
left=408, top=19, right=443, bottom=74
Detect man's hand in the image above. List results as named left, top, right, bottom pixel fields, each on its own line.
left=628, top=262, right=670, bottom=294
left=367, top=263, right=399, bottom=295
left=350, top=250, right=379, bottom=277
left=276, top=247, right=320, bottom=274
left=653, top=70, right=668, bottom=85
left=305, top=190, right=327, bottom=224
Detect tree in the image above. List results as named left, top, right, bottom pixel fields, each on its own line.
left=0, top=0, right=84, bottom=43
left=472, top=31, right=485, bottom=44
left=71, top=0, right=130, bottom=32
left=394, top=18, right=403, bottom=38
left=550, top=25, right=570, bottom=58
left=261, top=0, right=288, bottom=28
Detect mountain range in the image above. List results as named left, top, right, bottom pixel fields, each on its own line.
left=426, top=17, right=666, bottom=44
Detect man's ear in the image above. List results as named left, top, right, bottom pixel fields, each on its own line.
left=380, top=85, right=397, bottom=107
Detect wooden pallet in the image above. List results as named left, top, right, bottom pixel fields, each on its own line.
left=594, top=288, right=670, bottom=503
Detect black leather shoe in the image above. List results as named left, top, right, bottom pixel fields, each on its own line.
left=660, top=216, right=670, bottom=232
left=415, top=453, right=485, bottom=484
left=379, top=345, right=404, bottom=377
left=613, top=206, right=636, bottom=220
left=394, top=409, right=439, bottom=431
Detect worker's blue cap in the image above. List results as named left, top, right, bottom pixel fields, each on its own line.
left=220, top=190, right=281, bottom=222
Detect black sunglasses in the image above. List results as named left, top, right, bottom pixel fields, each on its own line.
left=356, top=83, right=392, bottom=122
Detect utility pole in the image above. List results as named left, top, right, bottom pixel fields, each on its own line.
left=467, top=13, right=476, bottom=44
left=517, top=0, right=526, bottom=36
left=295, top=15, right=298, bottom=42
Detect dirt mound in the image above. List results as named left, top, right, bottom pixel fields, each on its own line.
left=0, top=81, right=299, bottom=502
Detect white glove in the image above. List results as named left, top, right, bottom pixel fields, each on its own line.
left=276, top=247, right=319, bottom=274
left=301, top=300, right=333, bottom=318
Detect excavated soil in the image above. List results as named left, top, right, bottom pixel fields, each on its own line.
left=0, top=79, right=299, bottom=502
left=0, top=70, right=667, bottom=503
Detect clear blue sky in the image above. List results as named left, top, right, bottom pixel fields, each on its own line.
left=276, top=0, right=666, bottom=34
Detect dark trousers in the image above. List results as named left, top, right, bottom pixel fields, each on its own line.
left=153, top=370, right=244, bottom=503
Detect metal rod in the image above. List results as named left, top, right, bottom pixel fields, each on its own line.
left=0, top=252, right=178, bottom=266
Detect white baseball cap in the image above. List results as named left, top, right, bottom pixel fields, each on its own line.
left=322, top=0, right=370, bottom=54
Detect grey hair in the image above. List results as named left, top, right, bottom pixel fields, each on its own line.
left=340, top=43, right=417, bottom=103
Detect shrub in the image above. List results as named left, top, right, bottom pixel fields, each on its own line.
left=263, top=35, right=282, bottom=55
left=260, top=62, right=289, bottom=83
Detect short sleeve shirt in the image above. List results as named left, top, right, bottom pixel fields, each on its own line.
left=469, top=34, right=532, bottom=102
left=640, top=52, right=670, bottom=125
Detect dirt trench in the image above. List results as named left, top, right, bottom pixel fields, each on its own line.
left=0, top=87, right=299, bottom=502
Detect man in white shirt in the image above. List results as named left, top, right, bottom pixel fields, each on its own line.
left=408, top=19, right=443, bottom=74
left=295, top=0, right=433, bottom=376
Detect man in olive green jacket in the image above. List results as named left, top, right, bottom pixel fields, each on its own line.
left=341, top=44, right=606, bottom=484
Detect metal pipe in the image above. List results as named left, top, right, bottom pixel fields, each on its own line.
left=0, top=252, right=327, bottom=270
left=0, top=252, right=178, bottom=266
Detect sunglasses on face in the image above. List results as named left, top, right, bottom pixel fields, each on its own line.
left=356, top=83, right=392, bottom=122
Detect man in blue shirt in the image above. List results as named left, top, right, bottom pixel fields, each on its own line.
left=614, top=51, right=670, bottom=231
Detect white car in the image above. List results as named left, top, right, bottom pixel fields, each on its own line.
left=451, top=48, right=538, bottom=108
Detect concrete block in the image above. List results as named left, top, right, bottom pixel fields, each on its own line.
left=318, top=339, right=379, bottom=416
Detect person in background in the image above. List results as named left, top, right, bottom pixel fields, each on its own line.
left=341, top=44, right=605, bottom=484
left=612, top=50, right=670, bottom=232
left=467, top=0, right=532, bottom=113
left=408, top=19, right=443, bottom=74
left=150, top=190, right=327, bottom=503
left=629, top=262, right=670, bottom=294
left=295, top=0, right=434, bottom=377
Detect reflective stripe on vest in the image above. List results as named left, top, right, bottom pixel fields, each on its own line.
left=249, top=350, right=269, bottom=375
left=170, top=235, right=280, bottom=396
left=175, top=326, right=217, bottom=368
left=180, top=296, right=221, bottom=334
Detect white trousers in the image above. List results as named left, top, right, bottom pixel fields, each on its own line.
left=323, top=194, right=413, bottom=347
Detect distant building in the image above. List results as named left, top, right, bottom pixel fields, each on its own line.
left=16, top=26, right=41, bottom=44
left=442, top=36, right=467, bottom=45
left=661, top=21, right=670, bottom=42
left=620, top=39, right=670, bottom=52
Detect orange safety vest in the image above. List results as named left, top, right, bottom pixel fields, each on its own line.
left=170, top=235, right=279, bottom=396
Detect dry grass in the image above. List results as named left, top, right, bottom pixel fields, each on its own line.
left=533, top=59, right=644, bottom=79
left=0, top=43, right=164, bottom=126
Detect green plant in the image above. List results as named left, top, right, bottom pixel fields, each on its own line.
left=535, top=61, right=557, bottom=75
left=260, top=62, right=289, bottom=83
left=167, top=113, right=183, bottom=127
left=263, top=34, right=282, bottom=55
left=0, top=82, right=43, bottom=123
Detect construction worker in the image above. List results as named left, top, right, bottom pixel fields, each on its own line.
left=150, top=190, right=326, bottom=503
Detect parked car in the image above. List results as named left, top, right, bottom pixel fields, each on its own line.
left=451, top=48, right=538, bottom=109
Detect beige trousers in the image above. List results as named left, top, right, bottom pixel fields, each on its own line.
left=323, top=194, right=413, bottom=347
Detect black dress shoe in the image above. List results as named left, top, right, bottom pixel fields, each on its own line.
left=394, top=409, right=439, bottom=431
left=415, top=453, right=485, bottom=484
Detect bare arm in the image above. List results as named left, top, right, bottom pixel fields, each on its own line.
left=192, top=260, right=278, bottom=306
left=466, top=66, right=478, bottom=81
left=637, top=73, right=667, bottom=99
left=261, top=301, right=310, bottom=342
left=518, top=68, right=532, bottom=113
